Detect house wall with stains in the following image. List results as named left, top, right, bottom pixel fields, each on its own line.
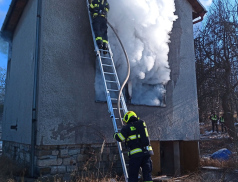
left=2, top=0, right=199, bottom=147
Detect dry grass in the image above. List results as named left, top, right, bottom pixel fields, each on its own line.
left=0, top=154, right=124, bottom=182
left=0, top=136, right=238, bottom=181
left=200, top=157, right=237, bottom=169
left=0, top=155, right=26, bottom=182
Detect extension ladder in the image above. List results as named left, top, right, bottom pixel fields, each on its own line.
left=86, top=1, right=129, bottom=181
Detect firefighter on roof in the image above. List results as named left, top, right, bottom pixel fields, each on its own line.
left=89, top=0, right=109, bottom=54
left=114, top=111, right=153, bottom=182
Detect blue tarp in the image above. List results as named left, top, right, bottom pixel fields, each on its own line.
left=210, top=148, right=232, bottom=160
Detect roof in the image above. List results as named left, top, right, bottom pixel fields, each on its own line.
left=1, top=0, right=28, bottom=38
left=1, top=0, right=207, bottom=37
left=187, top=0, right=207, bottom=20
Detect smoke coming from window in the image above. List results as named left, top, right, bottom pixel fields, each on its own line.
left=95, top=0, right=177, bottom=106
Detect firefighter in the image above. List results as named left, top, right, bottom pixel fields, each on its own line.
left=219, top=115, right=227, bottom=132
left=89, top=0, right=109, bottom=54
left=210, top=112, right=218, bottom=132
left=114, top=111, right=153, bottom=182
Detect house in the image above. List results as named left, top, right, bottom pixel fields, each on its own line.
left=0, top=0, right=206, bottom=178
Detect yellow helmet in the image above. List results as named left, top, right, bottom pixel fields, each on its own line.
left=123, top=111, right=137, bottom=123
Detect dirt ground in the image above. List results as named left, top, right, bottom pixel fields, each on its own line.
left=196, top=121, right=238, bottom=182
left=199, top=121, right=237, bottom=156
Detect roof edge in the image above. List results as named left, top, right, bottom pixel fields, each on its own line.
left=1, top=0, right=17, bottom=32
left=1, top=0, right=29, bottom=36
left=187, top=0, right=207, bottom=20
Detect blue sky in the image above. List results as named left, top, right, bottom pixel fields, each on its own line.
left=0, top=0, right=214, bottom=70
left=199, top=0, right=213, bottom=8
left=0, top=0, right=11, bottom=69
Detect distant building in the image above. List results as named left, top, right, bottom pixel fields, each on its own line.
left=1, top=0, right=206, bottom=178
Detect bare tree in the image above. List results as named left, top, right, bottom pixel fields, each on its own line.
left=195, top=0, right=238, bottom=137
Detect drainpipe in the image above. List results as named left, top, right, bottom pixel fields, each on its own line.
left=193, top=11, right=206, bottom=24
left=31, top=0, right=42, bottom=177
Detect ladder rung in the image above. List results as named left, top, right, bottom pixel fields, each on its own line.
left=111, top=98, right=121, bottom=101
left=101, top=56, right=111, bottom=59
left=106, top=80, right=117, bottom=83
left=102, top=64, right=113, bottom=67
left=108, top=89, right=119, bottom=92
left=104, top=72, right=115, bottom=75
left=113, top=108, right=124, bottom=110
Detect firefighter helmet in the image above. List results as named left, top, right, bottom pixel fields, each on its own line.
left=123, top=111, right=137, bottom=123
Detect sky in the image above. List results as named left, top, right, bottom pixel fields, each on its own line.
left=0, top=0, right=11, bottom=69
left=199, top=0, right=213, bottom=8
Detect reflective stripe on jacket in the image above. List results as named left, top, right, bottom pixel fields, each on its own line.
left=210, top=114, right=217, bottom=121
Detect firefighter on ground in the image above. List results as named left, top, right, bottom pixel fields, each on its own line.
left=210, top=112, right=218, bottom=132
left=219, top=115, right=227, bottom=132
left=89, top=0, right=109, bottom=54
left=114, top=111, right=153, bottom=182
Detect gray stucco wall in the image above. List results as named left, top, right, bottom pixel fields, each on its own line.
left=2, top=0, right=37, bottom=144
left=3, top=0, right=199, bottom=146
left=37, top=0, right=110, bottom=145
left=169, top=0, right=199, bottom=140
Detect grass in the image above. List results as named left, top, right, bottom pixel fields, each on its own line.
left=0, top=155, right=25, bottom=182
left=0, top=155, right=237, bottom=182
left=0, top=154, right=125, bottom=182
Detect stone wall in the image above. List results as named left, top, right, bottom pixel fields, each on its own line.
left=3, top=141, right=126, bottom=178
left=3, top=141, right=31, bottom=167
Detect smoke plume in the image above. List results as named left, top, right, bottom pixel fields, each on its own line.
left=95, top=0, right=177, bottom=106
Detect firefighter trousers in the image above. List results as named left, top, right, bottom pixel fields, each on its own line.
left=128, top=155, right=153, bottom=182
left=212, top=120, right=218, bottom=132
left=92, top=16, right=108, bottom=48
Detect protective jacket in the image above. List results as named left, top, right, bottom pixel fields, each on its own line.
left=220, top=116, right=224, bottom=123
left=114, top=118, right=153, bottom=158
left=210, top=114, right=218, bottom=121
left=89, top=0, right=109, bottom=18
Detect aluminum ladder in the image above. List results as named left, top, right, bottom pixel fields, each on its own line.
left=86, top=1, right=129, bottom=181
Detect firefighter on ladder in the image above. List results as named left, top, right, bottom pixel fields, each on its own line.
left=89, top=0, right=109, bottom=54
left=114, top=111, right=153, bottom=182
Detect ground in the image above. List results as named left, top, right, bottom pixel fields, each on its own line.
left=0, top=121, right=237, bottom=181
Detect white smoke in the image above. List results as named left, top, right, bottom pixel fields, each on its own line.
left=95, top=0, right=177, bottom=106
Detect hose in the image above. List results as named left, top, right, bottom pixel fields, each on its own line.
left=107, top=21, right=130, bottom=126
